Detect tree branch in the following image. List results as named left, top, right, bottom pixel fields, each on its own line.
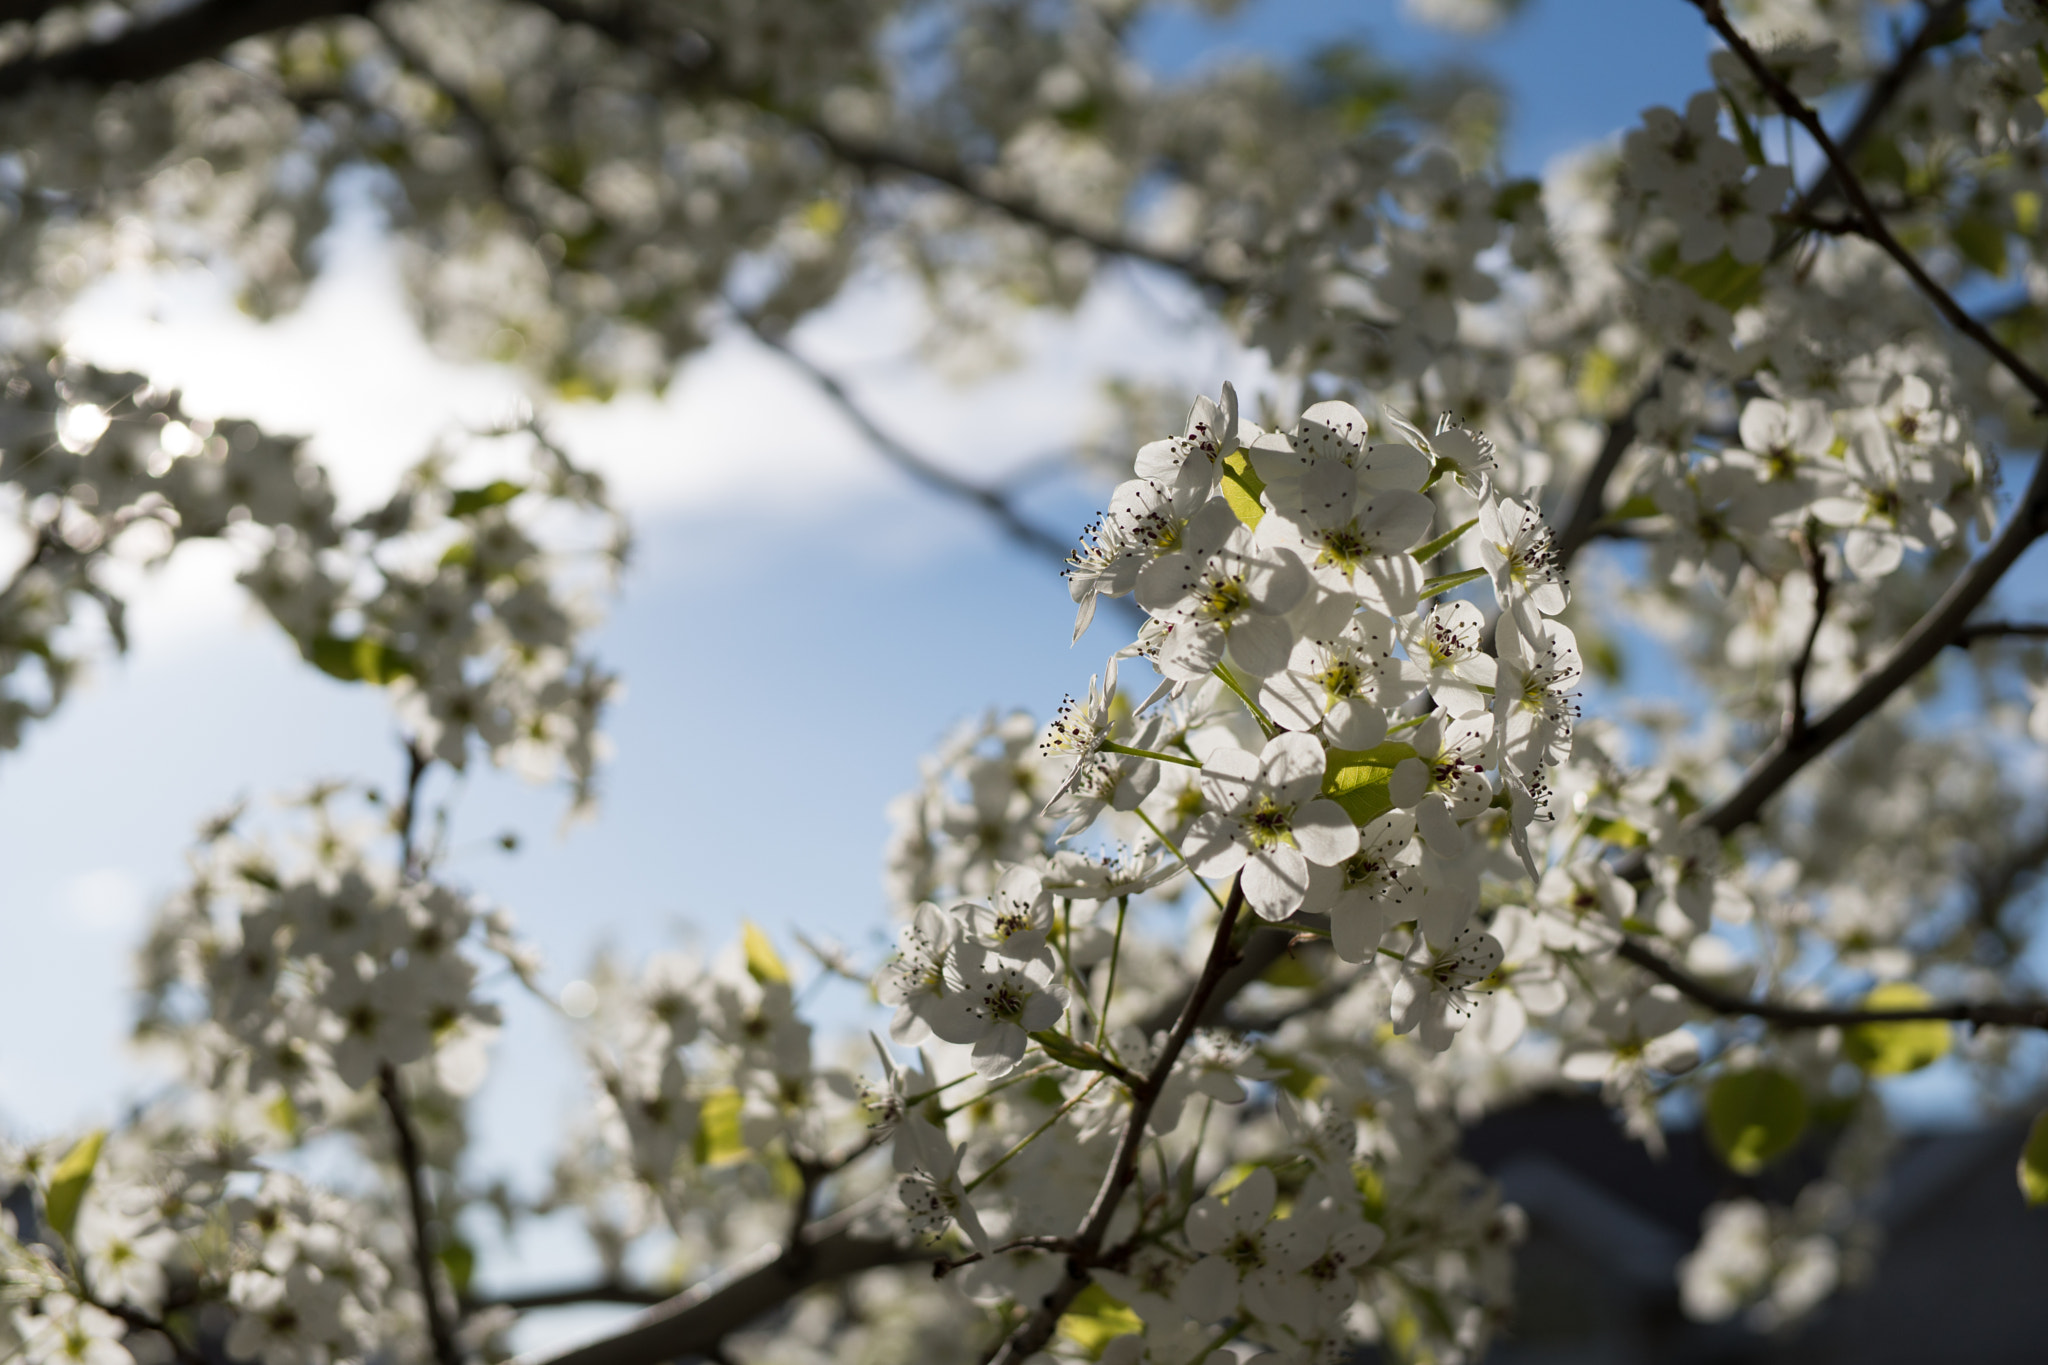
left=516, top=1209, right=919, bottom=1365
left=379, top=1063, right=463, bottom=1365
left=732, top=309, right=1076, bottom=564
left=1951, top=620, right=2048, bottom=646
left=0, top=0, right=370, bottom=96
left=1688, top=447, right=2048, bottom=843
left=1615, top=934, right=2048, bottom=1030
left=1784, top=529, right=1831, bottom=741
left=468, top=1282, right=670, bottom=1312
left=985, top=878, right=1246, bottom=1365
left=1692, top=0, right=2048, bottom=412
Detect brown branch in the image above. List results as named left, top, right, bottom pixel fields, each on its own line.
left=0, top=0, right=370, bottom=96
left=1952, top=620, right=2048, bottom=646
left=468, top=1282, right=671, bottom=1312
left=379, top=1063, right=463, bottom=1365
left=1784, top=529, right=1831, bottom=741
left=1687, top=446, right=2048, bottom=844
left=395, top=739, right=431, bottom=882
left=1693, top=0, right=2048, bottom=412
left=1615, top=934, right=2048, bottom=1030
left=807, top=126, right=1232, bottom=290
left=985, top=878, right=1246, bottom=1365
left=732, top=309, right=1076, bottom=564
left=1553, top=366, right=1662, bottom=569
left=516, top=1208, right=919, bottom=1365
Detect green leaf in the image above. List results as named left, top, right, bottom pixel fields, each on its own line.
left=1952, top=215, right=2009, bottom=277
left=1718, top=86, right=1769, bottom=166
left=1057, top=1283, right=1143, bottom=1355
left=1030, top=1031, right=1125, bottom=1078
left=1260, top=952, right=1323, bottom=989
left=438, top=1237, right=476, bottom=1299
left=1706, top=1068, right=1808, bottom=1175
left=1606, top=492, right=1661, bottom=522
left=694, top=1089, right=748, bottom=1167
left=1410, top=517, right=1479, bottom=565
left=44, top=1129, right=105, bottom=1245
left=1842, top=983, right=1952, bottom=1076
left=1673, top=251, right=1766, bottom=310
left=2014, top=190, right=2042, bottom=237
left=1221, top=449, right=1265, bottom=529
left=1584, top=815, right=1646, bottom=848
left=1492, top=178, right=1542, bottom=221
left=310, top=635, right=412, bottom=685
left=2019, top=1112, right=2048, bottom=1207
left=449, top=480, right=525, bottom=516
left=1419, top=566, right=1488, bottom=597
left=1322, top=741, right=1416, bottom=825
left=743, top=922, right=790, bottom=986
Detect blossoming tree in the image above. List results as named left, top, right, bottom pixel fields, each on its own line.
left=6, top=0, right=2048, bottom=1362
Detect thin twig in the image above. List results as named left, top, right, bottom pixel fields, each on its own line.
left=468, top=1282, right=671, bottom=1312
left=395, top=740, right=431, bottom=882
left=1615, top=935, right=2048, bottom=1030
left=1784, top=528, right=1831, bottom=740
left=733, top=308, right=1075, bottom=562
left=1951, top=620, right=2048, bottom=646
left=379, top=1063, right=463, bottom=1365
left=930, top=1236, right=1077, bottom=1279
left=985, top=878, right=1246, bottom=1365
left=1692, top=0, right=2048, bottom=412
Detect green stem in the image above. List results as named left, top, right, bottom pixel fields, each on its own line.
left=965, top=1075, right=1106, bottom=1193
left=1211, top=664, right=1277, bottom=738
left=1136, top=808, right=1229, bottom=916
left=1100, top=740, right=1201, bottom=768
left=1096, top=897, right=1129, bottom=1051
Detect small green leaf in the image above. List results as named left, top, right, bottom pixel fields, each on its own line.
left=2014, top=190, right=2042, bottom=237
left=438, top=1237, right=477, bottom=1298
left=310, top=635, right=412, bottom=685
left=1606, top=492, right=1662, bottom=522
left=743, top=922, right=790, bottom=986
left=1260, top=952, right=1323, bottom=989
left=1030, top=1031, right=1125, bottom=1078
left=1323, top=741, right=1416, bottom=825
left=1706, top=1068, right=1808, bottom=1175
left=1953, top=215, right=2009, bottom=277
left=1584, top=815, right=1646, bottom=848
left=1419, top=566, right=1488, bottom=597
left=1718, top=86, right=1769, bottom=166
left=1843, top=983, right=1951, bottom=1076
left=1221, top=449, right=1265, bottom=529
left=694, top=1089, right=748, bottom=1167
left=449, top=480, right=525, bottom=516
left=44, top=1129, right=105, bottom=1245
left=2019, top=1112, right=2048, bottom=1206
left=1673, top=251, right=1766, bottom=310
left=1493, top=178, right=1542, bottom=221
left=439, top=540, right=475, bottom=568
left=1410, top=517, right=1479, bottom=565
left=1057, top=1282, right=1143, bottom=1354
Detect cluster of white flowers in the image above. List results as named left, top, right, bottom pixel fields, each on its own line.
left=0, top=359, right=622, bottom=805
